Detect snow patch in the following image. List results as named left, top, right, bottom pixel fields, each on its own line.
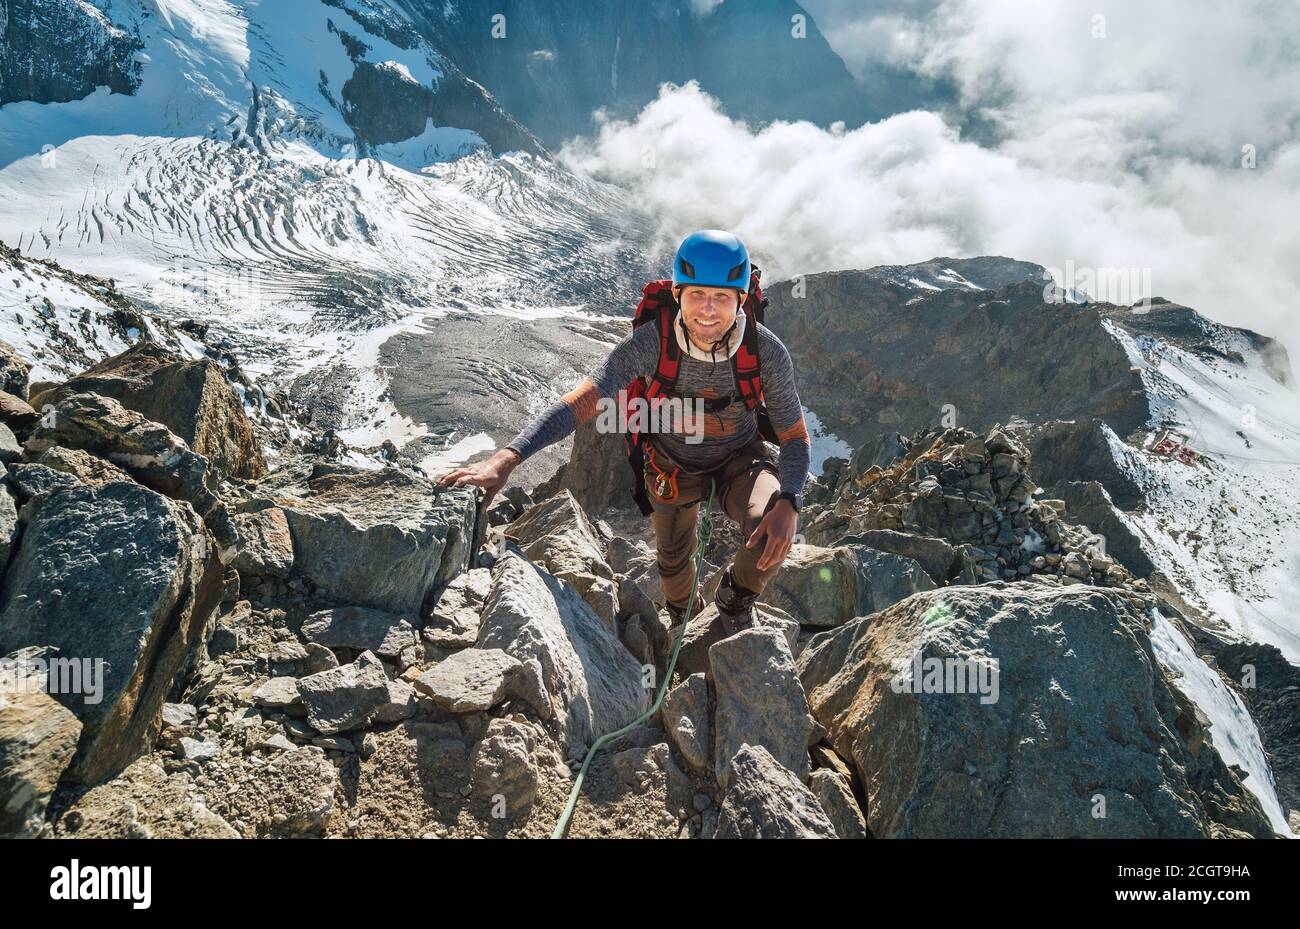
left=1150, top=610, right=1292, bottom=836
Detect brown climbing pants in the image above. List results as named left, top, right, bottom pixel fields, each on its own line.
left=645, top=435, right=786, bottom=613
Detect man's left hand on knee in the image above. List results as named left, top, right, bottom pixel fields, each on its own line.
left=746, top=498, right=798, bottom=571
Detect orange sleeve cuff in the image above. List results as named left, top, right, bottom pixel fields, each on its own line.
left=562, top=378, right=602, bottom=425
left=776, top=416, right=810, bottom=446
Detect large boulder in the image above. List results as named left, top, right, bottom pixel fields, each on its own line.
left=714, top=744, right=837, bottom=839
left=502, top=490, right=618, bottom=629
left=0, top=392, right=39, bottom=433
left=22, top=393, right=232, bottom=547
left=0, top=674, right=83, bottom=837
left=660, top=672, right=710, bottom=773
left=0, top=423, right=18, bottom=463
left=0, top=481, right=224, bottom=783
left=469, top=717, right=541, bottom=820
left=21, top=446, right=131, bottom=488
left=810, top=768, right=869, bottom=839
left=477, top=546, right=648, bottom=749
left=834, top=529, right=958, bottom=586
left=414, top=647, right=521, bottom=713
left=798, top=585, right=1277, bottom=838
left=6, top=463, right=81, bottom=502
left=274, top=465, right=479, bottom=615
left=424, top=568, right=492, bottom=649
left=29, top=342, right=266, bottom=480
left=710, top=626, right=816, bottom=790
left=547, top=418, right=635, bottom=516
left=759, top=543, right=935, bottom=628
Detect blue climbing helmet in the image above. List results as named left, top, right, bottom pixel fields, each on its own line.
left=671, top=229, right=750, bottom=292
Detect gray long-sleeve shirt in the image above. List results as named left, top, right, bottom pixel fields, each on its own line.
left=505, top=319, right=812, bottom=497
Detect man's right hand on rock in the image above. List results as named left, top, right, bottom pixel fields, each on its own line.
left=433, top=448, right=520, bottom=509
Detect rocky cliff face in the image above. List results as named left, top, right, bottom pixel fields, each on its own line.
left=396, top=0, right=877, bottom=149
left=764, top=261, right=1151, bottom=454
left=323, top=0, right=546, bottom=157
left=0, top=0, right=142, bottom=106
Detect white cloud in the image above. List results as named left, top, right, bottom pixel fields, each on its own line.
left=560, top=1, right=1300, bottom=381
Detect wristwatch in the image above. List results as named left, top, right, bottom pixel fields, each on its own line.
left=777, top=491, right=802, bottom=513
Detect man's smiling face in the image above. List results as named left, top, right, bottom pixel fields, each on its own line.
left=675, top=284, right=746, bottom=347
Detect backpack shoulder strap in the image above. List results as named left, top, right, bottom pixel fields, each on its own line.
left=634, top=280, right=683, bottom=396
left=732, top=266, right=765, bottom=411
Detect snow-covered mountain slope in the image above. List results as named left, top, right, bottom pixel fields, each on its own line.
left=1, top=0, right=542, bottom=158
left=1151, top=611, right=1291, bottom=836
left=0, top=240, right=204, bottom=383
left=0, top=0, right=656, bottom=446
left=1100, top=311, right=1300, bottom=663
left=847, top=255, right=1046, bottom=295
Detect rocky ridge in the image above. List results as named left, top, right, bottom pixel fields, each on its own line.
left=1, top=323, right=1290, bottom=837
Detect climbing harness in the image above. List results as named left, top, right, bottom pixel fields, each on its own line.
left=550, top=476, right=718, bottom=839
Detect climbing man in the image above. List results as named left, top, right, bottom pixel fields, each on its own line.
left=434, top=229, right=811, bottom=634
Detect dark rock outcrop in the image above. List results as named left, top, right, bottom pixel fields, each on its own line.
left=341, top=56, right=546, bottom=157
left=766, top=274, right=1150, bottom=452
left=30, top=343, right=267, bottom=481
left=1053, top=480, right=1154, bottom=577
left=0, top=481, right=224, bottom=784
left=23, top=392, right=234, bottom=547
left=0, top=0, right=142, bottom=106
left=1013, top=418, right=1144, bottom=509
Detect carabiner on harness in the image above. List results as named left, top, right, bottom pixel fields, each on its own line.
left=645, top=443, right=681, bottom=503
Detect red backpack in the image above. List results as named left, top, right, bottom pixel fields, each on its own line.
left=623, top=266, right=779, bottom=515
